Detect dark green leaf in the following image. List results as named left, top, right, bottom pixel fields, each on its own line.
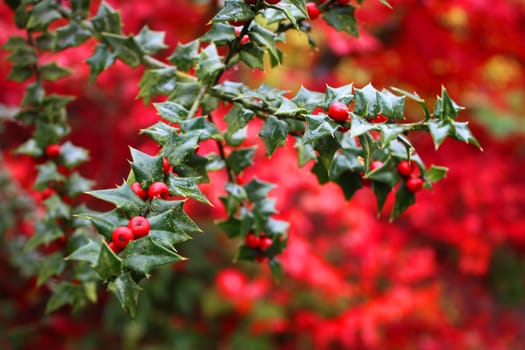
left=130, top=147, right=163, bottom=188
left=94, top=241, right=123, bottom=280
left=122, top=236, right=185, bottom=275
left=102, top=33, right=143, bottom=68
left=135, top=25, right=167, bottom=55
left=163, top=132, right=200, bottom=166
left=34, top=163, right=65, bottom=191
left=7, top=65, right=32, bottom=82
left=260, top=116, right=288, bottom=156
left=108, top=273, right=141, bottom=318
left=451, top=121, right=482, bottom=149
left=45, top=282, right=81, bottom=313
left=212, top=0, right=254, bottom=23
left=87, top=183, right=145, bottom=217
left=427, top=119, right=452, bottom=150
left=53, top=21, right=91, bottom=51
left=226, top=147, right=256, bottom=175
left=292, top=86, right=325, bottom=112
left=167, top=174, right=211, bottom=205
left=87, top=43, right=116, bottom=82
left=322, top=5, right=359, bottom=36
left=61, top=141, right=89, bottom=168
left=64, top=172, right=93, bottom=197
left=167, top=82, right=201, bottom=109
left=224, top=104, right=254, bottom=146
left=92, top=1, right=122, bottom=34
left=269, top=258, right=282, bottom=280
left=294, top=137, right=316, bottom=167
left=200, top=23, right=236, bottom=46
left=244, top=178, right=275, bottom=203
left=324, top=83, right=354, bottom=107
left=75, top=209, right=126, bottom=239
left=37, top=252, right=65, bottom=286
left=27, top=0, right=61, bottom=30
left=372, top=181, right=391, bottom=214
left=154, top=101, right=189, bottom=123
left=334, top=171, right=363, bottom=200
left=377, top=89, right=405, bottom=119
left=426, top=165, right=448, bottom=183
left=168, top=40, right=199, bottom=71
left=66, top=239, right=102, bottom=265
left=354, top=84, right=378, bottom=117
left=149, top=199, right=201, bottom=233
left=24, top=221, right=64, bottom=251
left=316, top=135, right=339, bottom=171
left=390, top=181, right=415, bottom=220
left=217, top=216, right=241, bottom=238
left=250, top=23, right=281, bottom=65
left=433, top=86, right=464, bottom=120
left=239, top=42, right=265, bottom=70
left=43, top=195, right=71, bottom=219
left=22, top=82, right=45, bottom=107
left=275, top=98, right=306, bottom=117
left=303, top=114, right=339, bottom=145
left=197, top=44, right=225, bottom=84
left=138, top=68, right=178, bottom=104
left=350, top=114, right=379, bottom=137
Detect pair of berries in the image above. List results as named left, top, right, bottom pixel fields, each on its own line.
left=245, top=233, right=273, bottom=251
left=131, top=181, right=170, bottom=200
left=109, top=216, right=151, bottom=253
left=397, top=160, right=424, bottom=193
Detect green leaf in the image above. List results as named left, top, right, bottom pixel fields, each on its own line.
left=167, top=174, right=211, bottom=205
left=250, top=23, right=281, bottom=66
left=222, top=182, right=247, bottom=216
left=239, top=42, right=265, bottom=70
left=426, top=165, right=448, bottom=183
left=433, top=86, right=464, bottom=120
left=61, top=141, right=89, bottom=168
left=451, top=121, right=482, bottom=149
left=377, top=89, right=405, bottom=119
left=148, top=210, right=192, bottom=247
left=179, top=117, right=222, bottom=141
left=303, top=114, right=339, bottom=145
left=168, top=40, right=200, bottom=71
left=288, top=0, right=308, bottom=17
left=34, top=163, right=65, bottom=191
left=43, top=195, right=71, bottom=219
left=390, top=181, right=415, bottom=220
left=350, top=114, right=379, bottom=138
left=53, top=21, right=91, bottom=51
left=88, top=183, right=145, bottom=217
left=7, top=46, right=36, bottom=66
left=135, top=25, right=167, bottom=55
left=275, top=98, right=306, bottom=117
left=167, top=82, right=201, bottom=109
left=39, top=63, right=71, bottom=81
left=366, top=160, right=400, bottom=187
left=92, top=1, right=122, bottom=34
left=372, top=181, right=391, bottom=214
left=154, top=101, right=189, bottom=123
left=292, top=86, right=325, bottom=112
left=324, top=83, right=354, bottom=108
left=354, top=84, right=379, bottom=117
left=13, top=138, right=43, bottom=157
left=173, top=153, right=210, bottom=181
left=224, top=104, right=254, bottom=146
left=316, top=135, right=339, bottom=171
left=7, top=65, right=32, bottom=82
left=138, top=68, right=178, bottom=104
left=200, top=23, right=236, bottom=46
left=102, top=33, right=143, bottom=68
left=244, top=178, right=275, bottom=203
left=66, top=239, right=102, bottom=265
left=45, top=282, right=81, bottom=313
left=3, top=36, right=26, bottom=51
left=71, top=0, right=90, bottom=18
left=212, top=0, right=254, bottom=23
left=427, top=119, right=452, bottom=150
left=163, top=132, right=200, bottom=166
left=226, top=147, right=256, bottom=175
left=37, top=252, right=65, bottom=286
left=22, top=82, right=45, bottom=107
left=64, top=172, right=93, bottom=197
left=197, top=44, right=225, bottom=84
left=379, top=124, right=406, bottom=147
left=87, top=43, right=116, bottom=82
left=94, top=241, right=123, bottom=280
left=294, top=137, right=316, bottom=167
left=75, top=209, right=126, bottom=239
left=217, top=216, right=242, bottom=238
left=322, top=5, right=359, bottom=37
left=27, top=0, right=61, bottom=30
left=149, top=199, right=202, bottom=233
left=334, top=170, right=363, bottom=200
left=312, top=160, right=329, bottom=184
left=269, top=258, right=283, bottom=280
left=24, top=221, right=64, bottom=252
left=130, top=147, right=163, bottom=188
left=260, top=116, right=289, bottom=156
left=122, top=236, right=185, bottom=275
left=108, top=273, right=141, bottom=318
left=142, top=121, right=175, bottom=144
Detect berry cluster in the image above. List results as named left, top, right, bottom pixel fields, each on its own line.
left=244, top=233, right=274, bottom=263
left=109, top=216, right=151, bottom=253
left=397, top=160, right=423, bottom=193
left=131, top=181, right=170, bottom=200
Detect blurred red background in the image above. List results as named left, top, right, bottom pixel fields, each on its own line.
left=1, top=0, right=525, bottom=349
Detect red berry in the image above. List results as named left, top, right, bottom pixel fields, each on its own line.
left=361, top=175, right=371, bottom=187
left=397, top=160, right=414, bottom=177
left=245, top=233, right=261, bottom=248
left=162, top=157, right=171, bottom=174
left=45, top=144, right=61, bottom=158
left=369, top=114, right=388, bottom=123
left=370, top=161, right=383, bottom=172
left=229, top=19, right=247, bottom=26
left=111, top=226, right=134, bottom=249
left=406, top=177, right=424, bottom=193
left=240, top=35, right=250, bottom=45
left=108, top=241, right=121, bottom=253
left=131, top=182, right=147, bottom=200
left=128, top=216, right=151, bottom=239
left=306, top=3, right=321, bottom=20
left=41, top=188, right=56, bottom=200
left=266, top=0, right=281, bottom=4
left=256, top=256, right=269, bottom=264
left=148, top=181, right=170, bottom=199
left=259, top=237, right=273, bottom=251
left=328, top=102, right=349, bottom=123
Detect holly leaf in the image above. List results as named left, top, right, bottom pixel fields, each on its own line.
left=303, top=114, right=339, bottom=145
left=61, top=141, right=89, bottom=168
left=269, top=258, right=283, bottom=280
left=322, top=5, right=359, bottom=37
left=211, top=0, right=254, bottom=23
left=122, top=236, right=185, bottom=275
left=102, top=33, right=143, bottom=68
left=334, top=171, right=363, bottom=200
left=427, top=119, right=452, bottom=150
left=39, top=63, right=71, bottom=81
left=163, top=132, right=200, bottom=166
left=53, top=21, right=91, bottom=51
left=226, top=147, right=256, bottom=175
left=87, top=183, right=145, bottom=217
left=197, top=44, right=225, bottom=85
left=66, top=239, right=102, bottom=265
left=224, top=104, right=254, bottom=146
left=350, top=114, right=379, bottom=137
left=354, top=84, right=379, bottom=117
left=153, top=102, right=189, bottom=123
left=135, top=25, right=167, bottom=55
left=75, top=209, right=126, bottom=239
left=239, top=42, right=265, bottom=70
left=244, top=178, right=275, bottom=203
left=168, top=40, right=199, bottom=71
left=149, top=199, right=201, bottom=233
left=260, top=116, right=288, bottom=156
left=200, top=23, right=236, bottom=46
left=167, top=174, right=211, bottom=205
left=377, top=89, right=405, bottom=119
left=94, top=241, right=123, bottom=280
left=37, top=252, right=65, bottom=287
left=86, top=43, right=116, bottom=82
left=324, top=83, right=354, bottom=107
left=107, top=273, right=141, bottom=318
left=130, top=147, right=163, bottom=188
left=250, top=23, right=281, bottom=66
left=433, top=86, right=464, bottom=120
left=295, top=137, right=317, bottom=167
left=24, top=221, right=63, bottom=252
left=426, top=165, right=448, bottom=183
left=451, top=121, right=482, bottom=150
left=372, top=181, right=391, bottom=214
left=34, top=163, right=65, bottom=190
left=27, top=0, right=61, bottom=30
left=92, top=1, right=122, bottom=34
left=292, top=86, right=325, bottom=112
left=390, top=181, right=415, bottom=220
left=138, top=68, right=178, bottom=105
